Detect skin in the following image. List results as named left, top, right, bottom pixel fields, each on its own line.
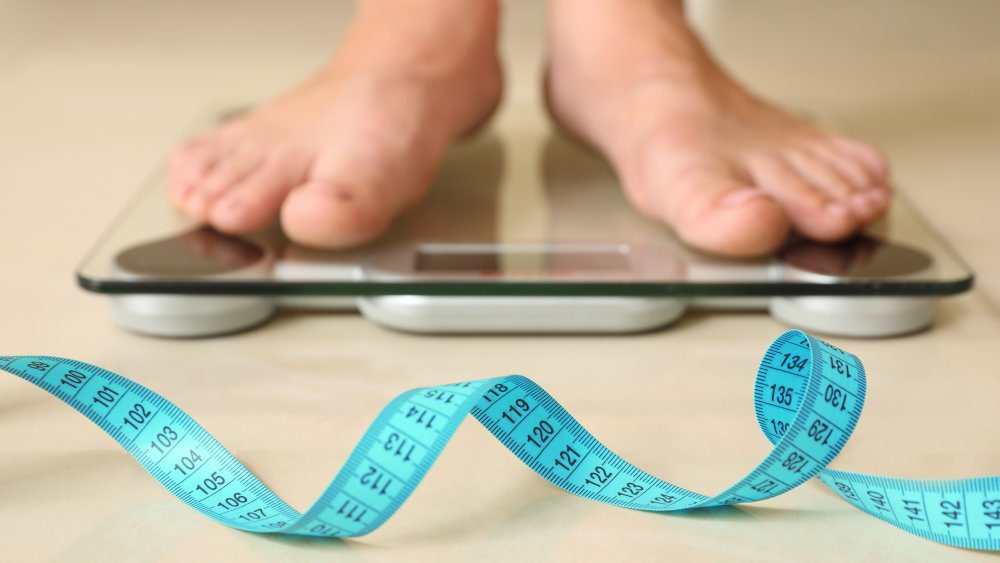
left=169, top=0, right=891, bottom=258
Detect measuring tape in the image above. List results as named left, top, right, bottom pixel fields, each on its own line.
left=1, top=330, right=997, bottom=550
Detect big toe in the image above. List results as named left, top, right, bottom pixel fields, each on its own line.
left=670, top=184, right=791, bottom=257
left=280, top=180, right=399, bottom=249
left=630, top=147, right=791, bottom=257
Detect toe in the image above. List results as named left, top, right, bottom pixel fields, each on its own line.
left=830, top=136, right=891, bottom=180
left=280, top=179, right=397, bottom=248
left=199, top=145, right=263, bottom=199
left=849, top=187, right=891, bottom=224
left=187, top=145, right=264, bottom=220
left=168, top=137, right=226, bottom=215
left=810, top=138, right=873, bottom=189
left=747, top=153, right=860, bottom=242
left=208, top=150, right=309, bottom=234
left=171, top=137, right=222, bottom=184
left=630, top=143, right=791, bottom=256
left=168, top=139, right=205, bottom=208
left=785, top=149, right=884, bottom=223
left=671, top=181, right=791, bottom=257
left=278, top=136, right=439, bottom=249
left=786, top=149, right=855, bottom=201
left=810, top=136, right=892, bottom=198
left=818, top=137, right=892, bottom=222
left=829, top=137, right=892, bottom=223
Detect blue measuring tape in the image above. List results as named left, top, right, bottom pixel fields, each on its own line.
left=1, top=330, right=997, bottom=550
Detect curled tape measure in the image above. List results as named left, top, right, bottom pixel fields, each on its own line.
left=1, top=330, right=997, bottom=550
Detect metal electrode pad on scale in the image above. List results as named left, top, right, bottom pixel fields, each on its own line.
left=1, top=331, right=997, bottom=550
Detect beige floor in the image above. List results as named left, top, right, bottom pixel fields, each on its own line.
left=1, top=1, right=999, bottom=561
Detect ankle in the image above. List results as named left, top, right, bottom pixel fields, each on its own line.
left=550, top=0, right=756, bottom=110
left=351, top=0, right=501, bottom=69
left=324, top=0, right=502, bottom=137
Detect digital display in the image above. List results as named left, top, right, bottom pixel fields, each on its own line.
left=414, top=249, right=631, bottom=274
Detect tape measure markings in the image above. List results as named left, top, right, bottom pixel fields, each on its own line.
left=0, top=334, right=997, bottom=550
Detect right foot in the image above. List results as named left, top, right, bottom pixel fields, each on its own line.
left=168, top=0, right=502, bottom=248
left=545, top=0, right=892, bottom=257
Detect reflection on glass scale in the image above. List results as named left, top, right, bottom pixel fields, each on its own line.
left=77, top=107, right=973, bottom=338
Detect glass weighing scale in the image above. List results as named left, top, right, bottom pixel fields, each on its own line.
left=76, top=107, right=974, bottom=338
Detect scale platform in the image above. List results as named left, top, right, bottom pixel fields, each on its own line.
left=77, top=108, right=974, bottom=338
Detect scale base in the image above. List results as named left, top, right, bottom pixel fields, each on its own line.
left=110, top=295, right=275, bottom=338
left=357, top=296, right=687, bottom=334
left=770, top=296, right=936, bottom=338
left=108, top=294, right=937, bottom=338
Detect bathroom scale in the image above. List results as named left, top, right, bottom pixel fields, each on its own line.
left=76, top=107, right=974, bottom=337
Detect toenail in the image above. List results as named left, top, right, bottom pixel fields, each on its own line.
left=865, top=190, right=887, bottom=205
left=334, top=189, right=355, bottom=203
left=189, top=192, right=209, bottom=214
left=218, top=193, right=243, bottom=212
left=826, top=201, right=851, bottom=217
left=324, top=184, right=357, bottom=203
left=719, top=189, right=766, bottom=208
left=307, top=180, right=356, bottom=203
left=850, top=193, right=872, bottom=212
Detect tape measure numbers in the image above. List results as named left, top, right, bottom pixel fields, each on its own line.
left=1, top=330, right=997, bottom=550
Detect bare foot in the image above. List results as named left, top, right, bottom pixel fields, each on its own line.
left=169, top=0, right=502, bottom=248
left=545, top=0, right=891, bottom=257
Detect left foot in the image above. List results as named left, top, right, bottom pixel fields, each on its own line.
left=167, top=0, right=503, bottom=249
left=545, top=0, right=892, bottom=257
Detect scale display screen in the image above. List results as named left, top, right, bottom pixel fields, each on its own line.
left=414, top=248, right=631, bottom=274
